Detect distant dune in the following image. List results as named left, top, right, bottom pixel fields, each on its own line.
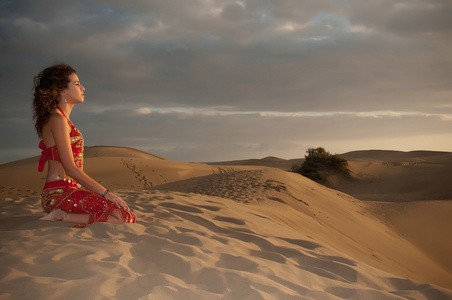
left=1, top=146, right=451, bottom=299
left=214, top=150, right=452, bottom=202
left=84, top=145, right=167, bottom=159
left=210, top=156, right=304, bottom=170
left=340, top=149, right=452, bottom=162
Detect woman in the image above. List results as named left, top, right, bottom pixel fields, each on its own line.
left=33, top=63, right=136, bottom=226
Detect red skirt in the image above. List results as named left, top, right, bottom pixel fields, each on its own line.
left=41, top=180, right=136, bottom=225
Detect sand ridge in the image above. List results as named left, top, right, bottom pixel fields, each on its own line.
left=215, top=150, right=452, bottom=202
left=149, top=167, right=452, bottom=288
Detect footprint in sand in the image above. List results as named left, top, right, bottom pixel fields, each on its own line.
left=123, top=159, right=153, bottom=188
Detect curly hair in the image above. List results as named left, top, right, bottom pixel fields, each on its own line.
left=32, top=63, right=76, bottom=137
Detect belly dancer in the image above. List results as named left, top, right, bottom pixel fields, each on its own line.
left=33, top=64, right=136, bottom=226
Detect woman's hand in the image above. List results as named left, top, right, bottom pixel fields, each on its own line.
left=105, top=192, right=130, bottom=211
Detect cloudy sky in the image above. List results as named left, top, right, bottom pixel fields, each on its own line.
left=1, top=0, right=451, bottom=163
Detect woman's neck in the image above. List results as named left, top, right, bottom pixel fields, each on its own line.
left=57, top=103, right=75, bottom=119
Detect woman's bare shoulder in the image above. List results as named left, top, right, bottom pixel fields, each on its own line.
left=48, top=111, right=66, bottom=123
left=47, top=112, right=70, bottom=131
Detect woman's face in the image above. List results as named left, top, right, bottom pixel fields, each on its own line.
left=61, top=73, right=85, bottom=104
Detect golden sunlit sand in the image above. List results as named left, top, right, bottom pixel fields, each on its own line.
left=1, top=147, right=451, bottom=299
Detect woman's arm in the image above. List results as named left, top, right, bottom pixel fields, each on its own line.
left=50, top=114, right=130, bottom=211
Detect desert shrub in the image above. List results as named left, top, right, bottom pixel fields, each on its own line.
left=291, top=147, right=349, bottom=182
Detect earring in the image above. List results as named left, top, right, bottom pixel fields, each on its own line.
left=64, top=98, right=67, bottom=103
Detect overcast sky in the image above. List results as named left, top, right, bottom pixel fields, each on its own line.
left=1, top=0, right=451, bottom=163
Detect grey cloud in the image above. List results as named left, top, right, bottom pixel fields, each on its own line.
left=1, top=0, right=451, bottom=162
left=383, top=1, right=452, bottom=36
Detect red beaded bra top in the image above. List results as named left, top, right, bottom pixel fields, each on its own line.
left=38, top=107, right=84, bottom=172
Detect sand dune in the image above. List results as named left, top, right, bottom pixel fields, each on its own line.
left=1, top=147, right=451, bottom=299
left=211, top=156, right=304, bottom=170
left=332, top=150, right=452, bottom=202
left=0, top=146, right=218, bottom=197
left=214, top=150, right=452, bottom=202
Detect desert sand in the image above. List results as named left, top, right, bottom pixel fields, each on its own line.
left=1, top=146, right=451, bottom=299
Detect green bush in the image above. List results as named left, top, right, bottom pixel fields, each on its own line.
left=291, top=147, right=349, bottom=182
